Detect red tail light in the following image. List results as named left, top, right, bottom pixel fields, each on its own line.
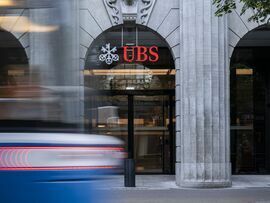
left=0, top=146, right=124, bottom=171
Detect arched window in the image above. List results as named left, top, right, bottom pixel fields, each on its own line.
left=84, top=24, right=175, bottom=90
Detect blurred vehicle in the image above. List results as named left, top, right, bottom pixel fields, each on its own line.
left=0, top=133, right=124, bottom=203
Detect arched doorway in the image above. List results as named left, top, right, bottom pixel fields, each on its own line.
left=84, top=24, right=175, bottom=174
left=0, top=29, right=28, bottom=85
left=0, top=29, right=32, bottom=127
left=230, top=25, right=270, bottom=174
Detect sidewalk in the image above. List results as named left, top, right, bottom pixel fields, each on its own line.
left=97, top=175, right=270, bottom=190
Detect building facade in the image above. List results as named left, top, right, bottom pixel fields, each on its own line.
left=0, top=0, right=269, bottom=188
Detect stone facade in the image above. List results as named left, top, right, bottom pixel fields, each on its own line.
left=2, top=0, right=268, bottom=188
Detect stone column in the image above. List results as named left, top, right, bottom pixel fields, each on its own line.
left=176, top=0, right=231, bottom=188
left=29, top=6, right=60, bottom=121
left=56, top=0, right=82, bottom=126
left=29, top=0, right=82, bottom=126
left=29, top=7, right=59, bottom=86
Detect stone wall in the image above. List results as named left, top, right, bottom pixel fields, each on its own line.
left=228, top=0, right=268, bottom=57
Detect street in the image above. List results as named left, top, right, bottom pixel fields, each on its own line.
left=107, top=188, right=270, bottom=203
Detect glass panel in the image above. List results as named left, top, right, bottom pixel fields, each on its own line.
left=231, top=63, right=255, bottom=173
left=123, top=26, right=136, bottom=46
left=84, top=25, right=175, bottom=90
left=85, top=94, right=128, bottom=149
left=134, top=95, right=171, bottom=173
left=231, top=46, right=270, bottom=174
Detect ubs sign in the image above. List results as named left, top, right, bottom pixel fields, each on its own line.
left=99, top=43, right=159, bottom=65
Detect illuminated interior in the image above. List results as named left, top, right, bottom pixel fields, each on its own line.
left=84, top=24, right=175, bottom=174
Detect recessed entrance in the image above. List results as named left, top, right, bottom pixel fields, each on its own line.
left=84, top=24, right=175, bottom=174
left=230, top=25, right=270, bottom=174
left=0, top=29, right=30, bottom=127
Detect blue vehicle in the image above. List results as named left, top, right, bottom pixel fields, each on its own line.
left=0, top=133, right=124, bottom=203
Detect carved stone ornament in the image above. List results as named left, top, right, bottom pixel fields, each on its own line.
left=103, top=0, right=156, bottom=25
left=121, top=0, right=138, bottom=21
left=103, top=0, right=123, bottom=25
left=137, top=0, right=156, bottom=25
left=123, top=0, right=136, bottom=6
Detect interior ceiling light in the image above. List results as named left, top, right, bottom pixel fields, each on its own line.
left=84, top=69, right=176, bottom=76
left=236, top=69, right=253, bottom=75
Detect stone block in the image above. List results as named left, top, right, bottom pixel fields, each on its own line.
left=19, top=32, right=30, bottom=48
left=148, top=0, right=178, bottom=30
left=176, top=131, right=181, bottom=147
left=166, top=26, right=180, bottom=48
left=228, top=11, right=249, bottom=40
left=80, top=44, right=88, bottom=60
left=228, top=29, right=241, bottom=48
left=171, top=44, right=180, bottom=60
left=80, top=28, right=94, bottom=48
left=80, top=9, right=102, bottom=39
left=158, top=9, right=179, bottom=39
left=88, top=0, right=112, bottom=31
left=234, top=0, right=260, bottom=31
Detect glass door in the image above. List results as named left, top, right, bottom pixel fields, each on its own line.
left=85, top=92, right=175, bottom=174
left=133, top=95, right=173, bottom=173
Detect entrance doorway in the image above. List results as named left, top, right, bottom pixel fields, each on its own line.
left=230, top=25, right=270, bottom=174
left=134, top=94, right=174, bottom=173
left=85, top=90, right=175, bottom=174
left=0, top=29, right=31, bottom=129
left=84, top=24, right=176, bottom=174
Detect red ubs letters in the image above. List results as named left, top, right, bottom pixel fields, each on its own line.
left=123, top=46, right=159, bottom=63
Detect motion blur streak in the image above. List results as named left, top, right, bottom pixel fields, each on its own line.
left=0, top=0, right=16, bottom=6
left=0, top=166, right=116, bottom=171
left=0, top=146, right=124, bottom=169
left=0, top=1, right=123, bottom=203
left=0, top=16, right=59, bottom=32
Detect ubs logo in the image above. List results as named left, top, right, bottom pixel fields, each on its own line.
left=123, top=46, right=159, bottom=63
left=99, top=43, right=159, bottom=65
left=99, top=43, right=119, bottom=65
